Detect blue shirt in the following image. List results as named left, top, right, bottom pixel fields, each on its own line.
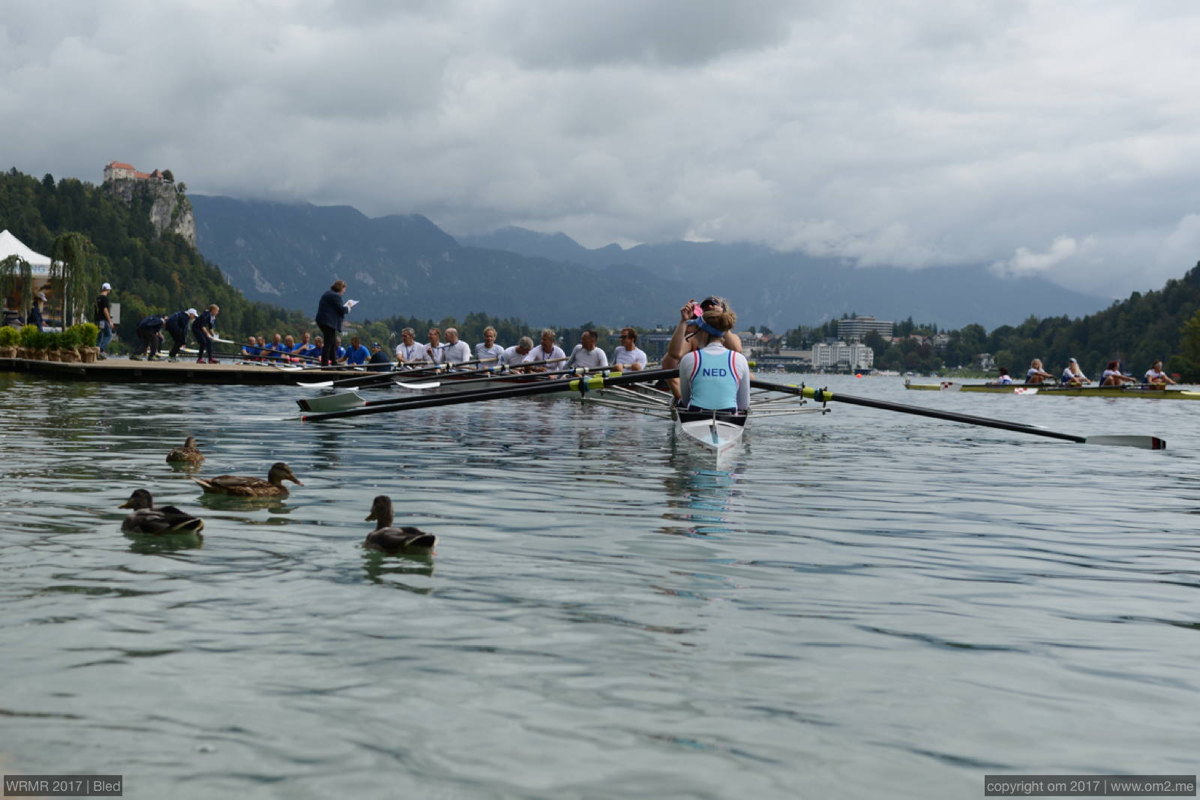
left=345, top=344, right=370, bottom=365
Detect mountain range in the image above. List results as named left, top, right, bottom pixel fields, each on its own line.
left=190, top=195, right=1110, bottom=330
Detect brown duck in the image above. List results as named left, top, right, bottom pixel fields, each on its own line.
left=166, top=436, right=205, bottom=464
left=192, top=461, right=302, bottom=497
left=120, top=489, right=205, bottom=534
left=364, top=495, right=436, bottom=554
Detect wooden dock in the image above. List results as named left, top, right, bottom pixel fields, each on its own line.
left=0, top=357, right=377, bottom=386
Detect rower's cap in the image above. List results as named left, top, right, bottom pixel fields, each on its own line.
left=36, top=291, right=47, bottom=301
left=101, top=282, right=112, bottom=290
left=1068, top=357, right=1077, bottom=362
left=372, top=342, right=381, bottom=348
left=186, top=307, right=198, bottom=316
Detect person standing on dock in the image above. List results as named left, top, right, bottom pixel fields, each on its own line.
left=315, top=280, right=355, bottom=366
left=28, top=290, right=47, bottom=332
left=164, top=308, right=197, bottom=362
left=131, top=314, right=167, bottom=360
left=192, top=304, right=220, bottom=364
left=94, top=282, right=116, bottom=359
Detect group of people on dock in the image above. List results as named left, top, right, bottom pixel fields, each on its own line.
left=87, top=277, right=755, bottom=414
left=1007, top=357, right=1177, bottom=387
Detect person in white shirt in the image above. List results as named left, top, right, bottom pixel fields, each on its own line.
left=612, top=327, right=648, bottom=371
left=394, top=327, right=427, bottom=364
left=1144, top=359, right=1176, bottom=385
left=442, top=327, right=472, bottom=366
left=566, top=329, right=609, bottom=370
left=502, top=337, right=534, bottom=367
left=425, top=327, right=445, bottom=365
left=523, top=329, right=566, bottom=372
left=474, top=326, right=505, bottom=368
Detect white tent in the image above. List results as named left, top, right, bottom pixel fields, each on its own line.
left=0, top=229, right=52, bottom=275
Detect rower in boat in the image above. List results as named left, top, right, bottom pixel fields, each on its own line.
left=566, top=330, right=608, bottom=371
left=1061, top=358, right=1091, bottom=387
left=612, top=327, right=647, bottom=371
left=394, top=327, right=427, bottom=365
left=663, top=296, right=745, bottom=398
left=677, top=305, right=750, bottom=417
left=425, top=327, right=446, bottom=365
left=502, top=337, right=534, bottom=368
left=523, top=329, right=566, bottom=372
left=989, top=367, right=1014, bottom=386
left=1144, top=360, right=1176, bottom=385
left=442, top=327, right=472, bottom=366
left=475, top=326, right=505, bottom=367
left=1026, top=358, right=1054, bottom=385
left=1101, top=360, right=1137, bottom=386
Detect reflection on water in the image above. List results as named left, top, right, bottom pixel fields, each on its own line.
left=124, top=530, right=204, bottom=554
left=0, top=374, right=1197, bottom=799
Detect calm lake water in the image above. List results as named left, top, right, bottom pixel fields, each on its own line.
left=0, top=371, right=1196, bottom=799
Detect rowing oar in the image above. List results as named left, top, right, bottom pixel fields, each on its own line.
left=298, top=365, right=640, bottom=412
left=296, top=358, right=502, bottom=389
left=751, top=380, right=1166, bottom=449
left=300, top=368, right=677, bottom=422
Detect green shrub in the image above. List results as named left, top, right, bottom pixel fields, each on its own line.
left=58, top=327, right=79, bottom=349
left=17, top=324, right=38, bottom=347
left=68, top=322, right=99, bottom=348
left=0, top=326, right=18, bottom=347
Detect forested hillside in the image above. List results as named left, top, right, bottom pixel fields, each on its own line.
left=0, top=169, right=303, bottom=343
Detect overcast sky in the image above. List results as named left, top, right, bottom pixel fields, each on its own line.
left=4, top=0, right=1199, bottom=298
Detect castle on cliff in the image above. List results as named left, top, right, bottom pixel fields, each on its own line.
left=103, top=161, right=173, bottom=184
left=101, top=161, right=194, bottom=246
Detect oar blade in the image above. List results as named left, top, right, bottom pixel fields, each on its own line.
left=1082, top=435, right=1167, bottom=450
left=296, top=391, right=366, bottom=413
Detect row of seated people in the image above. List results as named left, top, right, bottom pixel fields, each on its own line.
left=241, top=326, right=652, bottom=372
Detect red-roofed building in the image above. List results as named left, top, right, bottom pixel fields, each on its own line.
left=103, top=161, right=170, bottom=183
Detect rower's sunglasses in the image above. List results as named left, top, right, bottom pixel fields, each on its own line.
left=699, top=296, right=727, bottom=311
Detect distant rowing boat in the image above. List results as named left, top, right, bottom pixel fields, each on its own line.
left=904, top=380, right=1200, bottom=400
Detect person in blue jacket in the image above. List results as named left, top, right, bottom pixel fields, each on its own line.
left=164, top=308, right=197, bottom=361
left=192, top=304, right=219, bottom=364
left=315, top=280, right=353, bottom=366
left=131, top=314, right=167, bottom=360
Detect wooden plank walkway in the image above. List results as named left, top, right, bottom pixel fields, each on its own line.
left=0, top=357, right=377, bottom=386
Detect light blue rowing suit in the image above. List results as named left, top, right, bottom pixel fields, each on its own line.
left=682, top=343, right=747, bottom=411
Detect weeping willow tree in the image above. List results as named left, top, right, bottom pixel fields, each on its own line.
left=49, top=232, right=98, bottom=326
left=0, top=254, right=33, bottom=319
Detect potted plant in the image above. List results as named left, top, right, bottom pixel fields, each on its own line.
left=72, top=322, right=100, bottom=363
left=0, top=325, right=17, bottom=358
left=15, top=324, right=36, bottom=359
left=57, top=327, right=81, bottom=362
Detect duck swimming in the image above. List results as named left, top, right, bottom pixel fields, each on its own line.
left=120, top=489, right=205, bottom=534
left=191, top=461, right=302, bottom=497
left=166, top=436, right=205, bottom=464
left=364, top=495, right=436, bottom=554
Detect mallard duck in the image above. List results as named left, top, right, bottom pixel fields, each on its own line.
left=191, top=461, right=302, bottom=497
left=120, top=489, right=205, bottom=534
left=364, top=495, right=436, bottom=554
left=166, top=436, right=205, bottom=464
